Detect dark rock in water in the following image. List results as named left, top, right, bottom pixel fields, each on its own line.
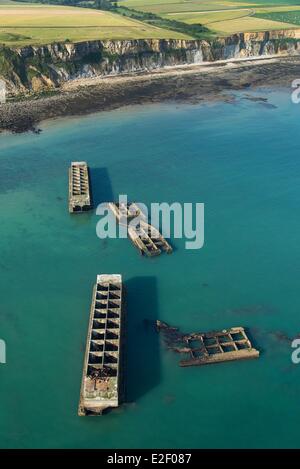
left=242, top=95, right=277, bottom=109
left=156, top=320, right=184, bottom=346
left=243, top=95, right=268, bottom=102
left=270, top=330, right=292, bottom=344
left=202, top=283, right=209, bottom=287
left=156, top=320, right=172, bottom=331
left=259, top=102, right=277, bottom=109
left=253, top=326, right=295, bottom=346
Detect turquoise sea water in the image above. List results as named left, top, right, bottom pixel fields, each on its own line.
left=1, top=88, right=300, bottom=448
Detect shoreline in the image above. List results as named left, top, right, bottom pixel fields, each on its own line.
left=0, top=54, right=299, bottom=133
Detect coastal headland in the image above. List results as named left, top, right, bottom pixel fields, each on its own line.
left=2, top=1, right=300, bottom=132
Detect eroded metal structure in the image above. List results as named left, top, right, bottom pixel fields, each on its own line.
left=109, top=202, right=172, bottom=257
left=157, top=321, right=259, bottom=366
left=78, top=274, right=123, bottom=416
left=69, top=161, right=92, bottom=213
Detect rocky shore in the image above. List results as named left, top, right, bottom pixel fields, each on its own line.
left=0, top=55, right=299, bottom=133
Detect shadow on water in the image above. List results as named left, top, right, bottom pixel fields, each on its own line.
left=125, top=276, right=161, bottom=403
left=247, top=326, right=264, bottom=355
left=90, top=167, right=114, bottom=207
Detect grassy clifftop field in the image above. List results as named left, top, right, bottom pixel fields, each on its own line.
left=120, top=0, right=300, bottom=34
left=1, top=0, right=300, bottom=46
left=0, top=2, right=191, bottom=45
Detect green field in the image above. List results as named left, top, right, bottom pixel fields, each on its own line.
left=120, top=0, right=300, bottom=34
left=120, top=1, right=257, bottom=14
left=165, top=10, right=255, bottom=25
left=164, top=7, right=300, bottom=33
left=255, top=8, right=300, bottom=25
left=120, top=0, right=300, bottom=13
left=206, top=14, right=297, bottom=32
left=1, top=0, right=300, bottom=45
left=0, top=3, right=191, bottom=45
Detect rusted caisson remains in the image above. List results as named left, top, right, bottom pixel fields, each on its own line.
left=109, top=202, right=172, bottom=257
left=69, top=161, right=92, bottom=213
left=78, top=274, right=123, bottom=415
left=157, top=321, right=259, bottom=366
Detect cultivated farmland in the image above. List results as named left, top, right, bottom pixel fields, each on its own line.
left=255, top=8, right=300, bottom=25
left=1, top=0, right=300, bottom=44
left=121, top=0, right=300, bottom=13
left=121, top=0, right=300, bottom=34
left=206, top=15, right=297, bottom=33
left=0, top=3, right=190, bottom=45
left=165, top=10, right=255, bottom=25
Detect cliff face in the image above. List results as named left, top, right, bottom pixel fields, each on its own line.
left=1, top=30, right=300, bottom=96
